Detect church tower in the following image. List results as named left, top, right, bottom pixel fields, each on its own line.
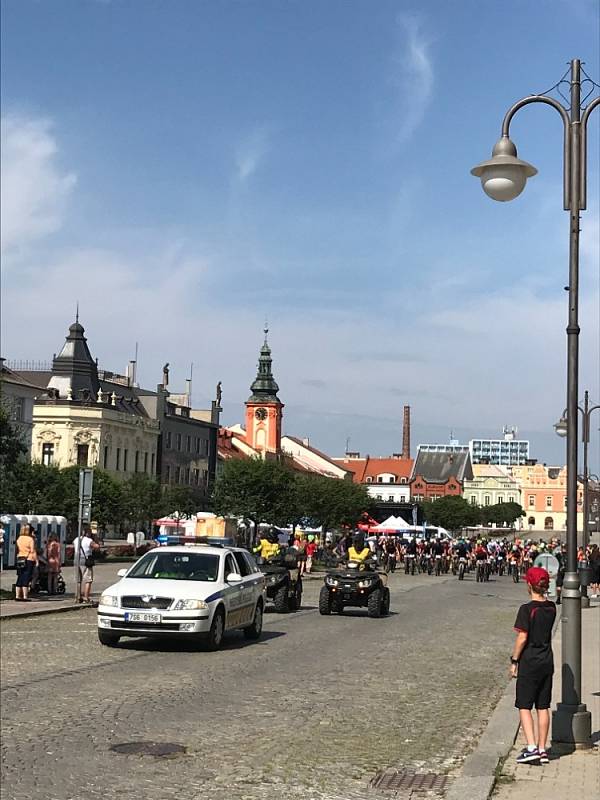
left=245, top=327, right=284, bottom=456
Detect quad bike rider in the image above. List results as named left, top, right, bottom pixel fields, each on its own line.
left=254, top=529, right=303, bottom=612
left=319, top=533, right=390, bottom=618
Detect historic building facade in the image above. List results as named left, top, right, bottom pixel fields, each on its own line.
left=19, top=319, right=219, bottom=503
left=409, top=450, right=473, bottom=501
left=463, top=464, right=521, bottom=507
left=509, top=463, right=583, bottom=532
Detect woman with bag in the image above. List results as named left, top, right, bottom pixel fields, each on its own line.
left=15, top=525, right=38, bottom=602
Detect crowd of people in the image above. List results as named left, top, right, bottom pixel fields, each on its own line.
left=13, top=524, right=100, bottom=602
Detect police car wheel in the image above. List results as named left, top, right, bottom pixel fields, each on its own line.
left=244, top=602, right=263, bottom=640
left=98, top=629, right=120, bottom=647
left=206, top=608, right=225, bottom=650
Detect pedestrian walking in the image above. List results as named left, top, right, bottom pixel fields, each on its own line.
left=510, top=566, right=556, bottom=765
left=72, top=527, right=100, bottom=603
left=305, top=536, right=317, bottom=574
left=46, top=534, right=62, bottom=595
left=15, top=524, right=38, bottom=602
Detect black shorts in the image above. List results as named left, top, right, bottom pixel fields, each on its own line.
left=515, top=669, right=553, bottom=710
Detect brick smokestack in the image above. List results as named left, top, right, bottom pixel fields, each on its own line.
left=402, top=405, right=411, bottom=460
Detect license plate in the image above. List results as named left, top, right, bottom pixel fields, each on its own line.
left=124, top=612, right=161, bottom=624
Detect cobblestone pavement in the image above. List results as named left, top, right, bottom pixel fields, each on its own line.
left=1, top=570, right=523, bottom=800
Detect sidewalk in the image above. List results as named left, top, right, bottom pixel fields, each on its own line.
left=492, top=603, right=600, bottom=799
left=0, top=562, right=125, bottom=619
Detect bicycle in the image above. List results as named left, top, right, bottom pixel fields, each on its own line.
left=458, top=556, right=467, bottom=581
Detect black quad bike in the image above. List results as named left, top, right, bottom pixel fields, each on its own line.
left=319, top=559, right=390, bottom=618
left=258, top=550, right=303, bottom=613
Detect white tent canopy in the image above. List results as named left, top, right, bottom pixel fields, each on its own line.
left=371, top=515, right=412, bottom=531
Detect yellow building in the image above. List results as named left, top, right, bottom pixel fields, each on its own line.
left=510, top=463, right=583, bottom=534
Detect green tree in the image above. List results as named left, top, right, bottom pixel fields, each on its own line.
left=420, top=495, right=480, bottom=532
left=0, top=461, right=73, bottom=516
left=480, top=501, right=525, bottom=528
left=212, top=457, right=297, bottom=528
left=0, top=401, right=27, bottom=472
left=299, top=474, right=373, bottom=532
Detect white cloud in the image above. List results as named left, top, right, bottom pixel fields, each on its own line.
left=235, top=126, right=271, bottom=182
left=391, top=14, right=434, bottom=144
left=0, top=113, right=77, bottom=256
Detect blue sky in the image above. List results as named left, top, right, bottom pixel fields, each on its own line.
left=2, top=0, right=599, bottom=470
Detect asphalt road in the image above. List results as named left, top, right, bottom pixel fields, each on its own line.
left=1, top=569, right=524, bottom=800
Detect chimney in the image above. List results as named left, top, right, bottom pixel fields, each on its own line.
left=402, top=405, right=411, bottom=460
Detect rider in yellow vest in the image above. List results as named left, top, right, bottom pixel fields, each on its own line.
left=347, top=534, right=372, bottom=569
left=253, top=532, right=281, bottom=561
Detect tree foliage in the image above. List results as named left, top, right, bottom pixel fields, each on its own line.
left=213, top=458, right=372, bottom=531
left=420, top=496, right=525, bottom=532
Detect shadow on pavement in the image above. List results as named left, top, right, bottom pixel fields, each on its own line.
left=115, top=628, right=286, bottom=653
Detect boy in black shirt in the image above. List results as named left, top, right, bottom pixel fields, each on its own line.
left=510, top=566, right=556, bottom=764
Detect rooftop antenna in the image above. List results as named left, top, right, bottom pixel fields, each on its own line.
left=189, top=362, right=193, bottom=405
left=345, top=436, right=351, bottom=455
left=75, top=301, right=79, bottom=323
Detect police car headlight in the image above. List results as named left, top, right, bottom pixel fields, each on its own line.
left=99, top=594, right=119, bottom=607
left=358, top=579, right=373, bottom=588
left=172, top=599, right=209, bottom=610
left=325, top=577, right=339, bottom=587
left=269, top=575, right=280, bottom=584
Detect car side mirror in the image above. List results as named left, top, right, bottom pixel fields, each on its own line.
left=117, top=568, right=128, bottom=578
left=227, top=572, right=242, bottom=583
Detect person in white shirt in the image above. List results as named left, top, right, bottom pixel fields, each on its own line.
left=72, top=528, right=99, bottom=603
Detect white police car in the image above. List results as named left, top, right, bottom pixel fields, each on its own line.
left=97, top=544, right=265, bottom=650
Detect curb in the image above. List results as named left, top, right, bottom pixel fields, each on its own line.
left=445, top=607, right=565, bottom=800
left=0, top=601, right=98, bottom=621
left=444, top=681, right=518, bottom=800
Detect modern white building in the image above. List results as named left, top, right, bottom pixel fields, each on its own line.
left=469, top=427, right=529, bottom=466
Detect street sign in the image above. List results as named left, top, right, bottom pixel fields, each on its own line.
left=79, top=469, right=94, bottom=501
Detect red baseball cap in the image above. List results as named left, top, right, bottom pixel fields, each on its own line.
left=526, top=566, right=550, bottom=586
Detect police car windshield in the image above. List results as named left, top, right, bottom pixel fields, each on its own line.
left=128, top=552, right=220, bottom=582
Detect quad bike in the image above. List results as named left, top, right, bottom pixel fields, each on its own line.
left=319, top=557, right=390, bottom=618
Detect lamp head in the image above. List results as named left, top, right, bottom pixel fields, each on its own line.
left=554, top=411, right=568, bottom=438
left=471, top=136, right=537, bottom=202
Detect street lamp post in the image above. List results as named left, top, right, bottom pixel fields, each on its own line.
left=555, top=390, right=600, bottom=609
left=471, top=59, right=598, bottom=747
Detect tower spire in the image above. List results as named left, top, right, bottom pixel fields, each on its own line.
left=248, top=326, right=280, bottom=403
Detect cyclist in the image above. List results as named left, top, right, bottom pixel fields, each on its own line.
left=405, top=536, right=418, bottom=574
left=432, top=538, right=445, bottom=575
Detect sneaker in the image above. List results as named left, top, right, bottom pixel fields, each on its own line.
left=516, top=747, right=540, bottom=763
left=538, top=750, right=549, bottom=764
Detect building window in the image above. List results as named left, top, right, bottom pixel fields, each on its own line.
left=165, top=465, right=171, bottom=483
left=175, top=466, right=181, bottom=483
left=376, top=494, right=383, bottom=500
left=564, top=495, right=567, bottom=508
left=528, top=516, right=535, bottom=527
left=193, top=468, right=200, bottom=485
left=544, top=516, right=554, bottom=530
left=389, top=476, right=395, bottom=484
left=134, top=451, right=139, bottom=472
left=176, top=433, right=182, bottom=451
left=186, top=435, right=191, bottom=453
left=77, top=444, right=89, bottom=467
left=116, top=448, right=121, bottom=470
left=546, top=496, right=552, bottom=509
left=484, top=494, right=491, bottom=506
left=508, top=494, right=514, bottom=502
left=104, top=446, right=109, bottom=468
left=166, top=431, right=172, bottom=449
left=144, top=452, right=148, bottom=472
left=42, top=443, right=54, bottom=466
left=388, top=495, right=394, bottom=502
left=366, top=477, right=372, bottom=483
left=151, top=452, right=155, bottom=474
left=123, top=449, right=128, bottom=472
left=195, top=437, right=200, bottom=454
left=528, top=495, right=535, bottom=508
left=470, top=496, right=477, bottom=505
left=497, top=495, right=504, bottom=504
